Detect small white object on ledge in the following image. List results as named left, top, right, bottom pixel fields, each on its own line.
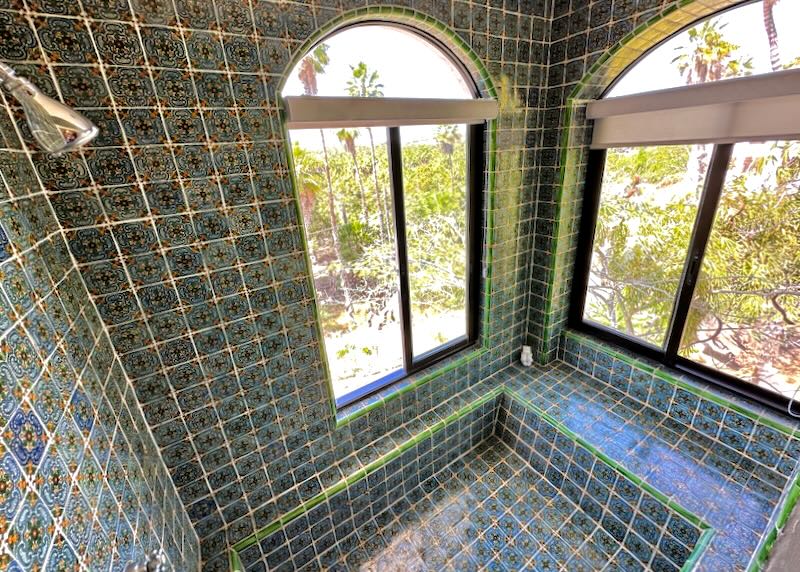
left=520, top=345, right=533, bottom=367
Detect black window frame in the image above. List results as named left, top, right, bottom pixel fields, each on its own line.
left=327, top=122, right=484, bottom=409
left=287, top=23, right=488, bottom=409
left=570, top=143, right=794, bottom=414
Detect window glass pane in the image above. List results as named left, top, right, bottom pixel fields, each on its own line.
left=285, top=25, right=479, bottom=406
left=400, top=124, right=469, bottom=358
left=679, top=140, right=800, bottom=398
left=584, top=145, right=706, bottom=347
left=291, top=127, right=403, bottom=400
left=283, top=25, right=473, bottom=99
left=609, top=0, right=800, bottom=97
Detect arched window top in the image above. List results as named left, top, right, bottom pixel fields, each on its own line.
left=283, top=24, right=475, bottom=100
left=608, top=0, right=800, bottom=98
left=281, top=24, right=496, bottom=131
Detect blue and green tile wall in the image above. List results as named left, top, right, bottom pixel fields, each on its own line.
left=2, top=0, right=792, bottom=570
left=1, top=0, right=550, bottom=568
left=0, top=112, right=198, bottom=567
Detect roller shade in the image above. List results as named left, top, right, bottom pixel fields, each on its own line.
left=284, top=96, right=498, bottom=129
left=588, top=68, right=800, bottom=148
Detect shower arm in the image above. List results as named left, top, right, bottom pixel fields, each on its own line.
left=0, top=62, right=35, bottom=93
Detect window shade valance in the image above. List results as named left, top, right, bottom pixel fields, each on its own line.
left=284, top=96, right=499, bottom=129
left=587, top=68, right=800, bottom=148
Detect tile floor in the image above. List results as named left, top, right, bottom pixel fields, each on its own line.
left=241, top=362, right=799, bottom=572
left=329, top=436, right=702, bottom=571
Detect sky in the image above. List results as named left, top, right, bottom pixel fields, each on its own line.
left=610, top=0, right=800, bottom=96
left=283, top=25, right=472, bottom=99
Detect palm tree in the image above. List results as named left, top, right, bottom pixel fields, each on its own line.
left=347, top=62, right=389, bottom=239
left=298, top=43, right=353, bottom=315
left=291, top=143, right=324, bottom=267
left=336, top=128, right=369, bottom=226
left=763, top=0, right=781, bottom=71
left=292, top=144, right=321, bottom=230
left=435, top=125, right=462, bottom=196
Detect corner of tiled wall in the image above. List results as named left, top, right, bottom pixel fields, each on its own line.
left=0, top=64, right=199, bottom=572
left=1, top=0, right=554, bottom=567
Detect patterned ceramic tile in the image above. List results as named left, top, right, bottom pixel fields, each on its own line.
left=0, top=88, right=198, bottom=571
left=7, top=492, right=53, bottom=569
left=17, top=0, right=547, bottom=560
left=240, top=428, right=705, bottom=572
left=498, top=360, right=800, bottom=572
left=2, top=0, right=796, bottom=569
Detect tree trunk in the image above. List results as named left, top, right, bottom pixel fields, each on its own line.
left=320, top=129, right=354, bottom=317
left=367, top=128, right=388, bottom=240
left=763, top=0, right=781, bottom=72
left=686, top=143, right=709, bottom=197
left=348, top=148, right=369, bottom=228
left=299, top=193, right=316, bottom=265
left=447, top=153, right=456, bottom=197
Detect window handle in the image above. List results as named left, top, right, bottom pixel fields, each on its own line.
left=686, top=252, right=702, bottom=287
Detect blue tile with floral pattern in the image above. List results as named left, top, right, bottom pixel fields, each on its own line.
left=328, top=435, right=704, bottom=571
left=498, top=362, right=799, bottom=571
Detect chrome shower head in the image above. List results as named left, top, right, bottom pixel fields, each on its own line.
left=0, top=63, right=98, bottom=155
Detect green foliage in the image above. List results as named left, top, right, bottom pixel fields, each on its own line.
left=686, top=142, right=800, bottom=347
left=672, top=21, right=752, bottom=84
left=589, top=17, right=799, bottom=390
left=588, top=146, right=699, bottom=345
left=298, top=43, right=330, bottom=95
left=604, top=146, right=689, bottom=187
left=346, top=62, right=384, bottom=97
left=589, top=141, right=800, bottom=385
left=338, top=219, right=373, bottom=262
left=293, top=131, right=468, bottom=328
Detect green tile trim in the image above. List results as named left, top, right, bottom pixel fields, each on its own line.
left=564, top=329, right=799, bottom=438
left=749, top=474, right=800, bottom=572
left=682, top=528, right=716, bottom=572
left=503, top=388, right=713, bottom=536
left=230, top=356, right=800, bottom=572
left=334, top=345, right=489, bottom=426
left=229, top=549, right=243, bottom=572
left=230, top=387, right=501, bottom=561
left=274, top=6, right=500, bottom=421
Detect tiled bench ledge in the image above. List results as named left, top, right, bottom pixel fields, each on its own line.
left=232, top=375, right=712, bottom=572
left=495, top=359, right=800, bottom=571
left=231, top=389, right=501, bottom=570
left=230, top=336, right=800, bottom=571
left=222, top=375, right=499, bottom=552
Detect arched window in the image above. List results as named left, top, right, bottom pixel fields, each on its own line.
left=283, top=25, right=496, bottom=408
left=572, top=1, right=800, bottom=408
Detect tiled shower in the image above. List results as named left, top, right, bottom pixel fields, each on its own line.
left=0, top=0, right=798, bottom=571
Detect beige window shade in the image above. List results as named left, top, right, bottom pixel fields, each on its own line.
left=284, top=96, right=498, bottom=129
left=588, top=68, right=800, bottom=148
